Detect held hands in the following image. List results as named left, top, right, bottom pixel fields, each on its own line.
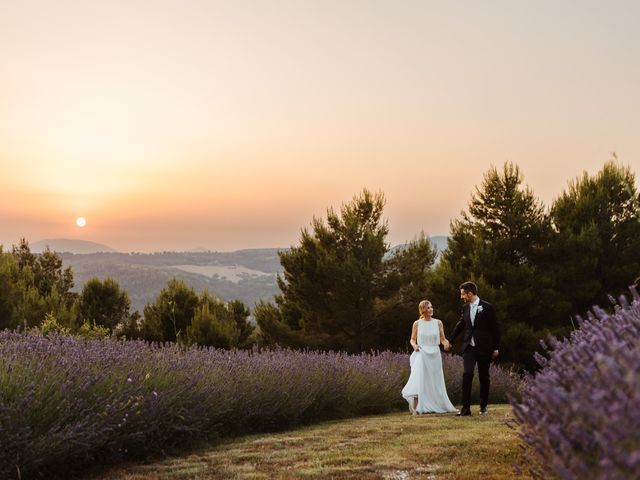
left=442, top=339, right=451, bottom=351
left=492, top=350, right=499, bottom=360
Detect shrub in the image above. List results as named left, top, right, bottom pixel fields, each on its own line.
left=76, top=320, right=111, bottom=340
left=78, top=277, right=131, bottom=330
left=185, top=292, right=241, bottom=348
left=140, top=279, right=198, bottom=342
left=36, top=315, right=109, bottom=340
left=511, top=288, right=640, bottom=479
left=38, top=312, right=70, bottom=336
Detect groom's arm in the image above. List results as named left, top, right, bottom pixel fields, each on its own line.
left=449, top=308, right=465, bottom=342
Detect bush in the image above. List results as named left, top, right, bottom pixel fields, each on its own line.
left=511, top=288, right=640, bottom=479
left=184, top=292, right=251, bottom=348
left=78, top=277, right=131, bottom=330
left=140, top=279, right=198, bottom=342
left=76, top=320, right=111, bottom=340
left=38, top=312, right=70, bottom=336
left=0, top=333, right=520, bottom=478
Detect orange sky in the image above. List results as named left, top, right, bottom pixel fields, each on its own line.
left=1, top=0, right=639, bottom=252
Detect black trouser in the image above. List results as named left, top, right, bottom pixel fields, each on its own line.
left=462, top=345, right=491, bottom=410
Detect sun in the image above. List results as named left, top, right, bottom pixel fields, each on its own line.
left=76, top=217, right=87, bottom=228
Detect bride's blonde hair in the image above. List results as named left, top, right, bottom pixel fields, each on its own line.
left=418, top=300, right=432, bottom=316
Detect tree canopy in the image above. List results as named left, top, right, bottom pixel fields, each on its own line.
left=256, top=189, right=438, bottom=352
left=78, top=277, right=131, bottom=330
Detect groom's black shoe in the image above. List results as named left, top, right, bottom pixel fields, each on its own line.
left=456, top=408, right=471, bottom=416
left=480, top=407, right=488, bottom=415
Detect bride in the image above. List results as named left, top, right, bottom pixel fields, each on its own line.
left=402, top=300, right=458, bottom=414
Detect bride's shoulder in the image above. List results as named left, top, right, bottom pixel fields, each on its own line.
left=434, top=318, right=443, bottom=325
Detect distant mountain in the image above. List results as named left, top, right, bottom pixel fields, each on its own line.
left=32, top=239, right=118, bottom=254
left=385, top=235, right=449, bottom=261
left=430, top=235, right=449, bottom=255
left=188, top=247, right=212, bottom=253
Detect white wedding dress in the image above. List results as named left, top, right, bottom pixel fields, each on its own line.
left=401, top=319, right=457, bottom=413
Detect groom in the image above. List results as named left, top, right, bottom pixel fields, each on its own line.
left=446, top=281, right=500, bottom=416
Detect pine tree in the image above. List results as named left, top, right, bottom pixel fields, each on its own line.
left=257, top=189, right=438, bottom=352
left=550, top=160, right=640, bottom=313
left=374, top=233, right=438, bottom=350
left=429, top=162, right=553, bottom=370
left=256, top=190, right=389, bottom=351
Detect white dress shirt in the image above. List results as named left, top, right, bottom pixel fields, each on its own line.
left=469, top=297, right=480, bottom=346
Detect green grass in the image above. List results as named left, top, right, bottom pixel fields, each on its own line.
left=90, top=405, right=529, bottom=479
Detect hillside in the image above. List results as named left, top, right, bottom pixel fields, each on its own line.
left=62, top=249, right=283, bottom=312
left=61, top=238, right=449, bottom=312
left=32, top=238, right=117, bottom=254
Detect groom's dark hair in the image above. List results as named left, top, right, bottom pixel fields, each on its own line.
left=459, top=281, right=478, bottom=295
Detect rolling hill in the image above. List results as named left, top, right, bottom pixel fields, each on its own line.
left=32, top=238, right=117, bottom=254
left=54, top=238, right=448, bottom=313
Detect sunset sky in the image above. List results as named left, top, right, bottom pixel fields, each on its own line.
left=1, top=0, right=639, bottom=252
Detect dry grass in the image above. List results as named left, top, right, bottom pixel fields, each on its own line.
left=91, top=405, right=529, bottom=480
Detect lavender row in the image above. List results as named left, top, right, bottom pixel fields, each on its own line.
left=0, top=332, right=519, bottom=478
left=511, top=288, right=640, bottom=480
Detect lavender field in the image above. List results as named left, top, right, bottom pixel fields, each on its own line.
left=0, top=333, right=519, bottom=479
left=6, top=291, right=639, bottom=480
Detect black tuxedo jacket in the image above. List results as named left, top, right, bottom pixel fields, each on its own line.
left=450, top=299, right=500, bottom=355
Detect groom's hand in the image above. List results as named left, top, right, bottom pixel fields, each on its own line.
left=492, top=350, right=499, bottom=360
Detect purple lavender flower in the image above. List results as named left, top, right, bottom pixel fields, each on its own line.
left=511, top=287, right=640, bottom=480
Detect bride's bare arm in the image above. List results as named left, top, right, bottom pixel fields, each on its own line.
left=410, top=320, right=420, bottom=351
left=438, top=319, right=451, bottom=350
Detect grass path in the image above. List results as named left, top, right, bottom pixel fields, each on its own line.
left=93, top=405, right=530, bottom=480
